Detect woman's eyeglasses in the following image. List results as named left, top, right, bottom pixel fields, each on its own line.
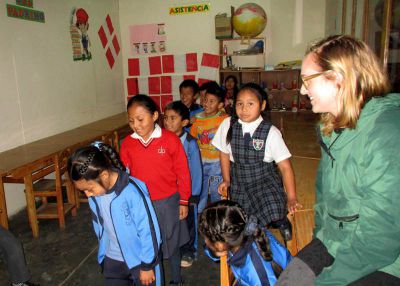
left=300, top=70, right=332, bottom=89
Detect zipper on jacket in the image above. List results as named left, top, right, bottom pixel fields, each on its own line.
left=328, top=213, right=359, bottom=229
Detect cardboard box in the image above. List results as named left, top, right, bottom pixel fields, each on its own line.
left=215, top=10, right=233, bottom=39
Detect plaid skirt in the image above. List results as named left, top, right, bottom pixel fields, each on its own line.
left=230, top=179, right=287, bottom=226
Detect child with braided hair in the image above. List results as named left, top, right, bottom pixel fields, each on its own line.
left=68, top=142, right=162, bottom=286
left=199, top=200, right=292, bottom=286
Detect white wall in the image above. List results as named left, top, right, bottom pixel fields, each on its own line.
left=119, top=0, right=326, bottom=93
left=0, top=0, right=124, bottom=215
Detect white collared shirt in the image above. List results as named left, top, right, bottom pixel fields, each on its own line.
left=131, top=124, right=162, bottom=146
left=212, top=116, right=291, bottom=163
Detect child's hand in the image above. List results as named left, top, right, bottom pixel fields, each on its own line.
left=140, top=269, right=155, bottom=286
left=287, top=197, right=302, bottom=214
left=218, top=181, right=230, bottom=199
left=179, top=205, right=188, bottom=220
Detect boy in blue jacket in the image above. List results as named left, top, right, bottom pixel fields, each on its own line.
left=68, top=142, right=162, bottom=286
left=164, top=101, right=203, bottom=268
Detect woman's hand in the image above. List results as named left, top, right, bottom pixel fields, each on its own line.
left=179, top=205, right=188, bottom=220
left=140, top=269, right=155, bottom=286
left=218, top=181, right=230, bottom=199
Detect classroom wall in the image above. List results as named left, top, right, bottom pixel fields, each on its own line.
left=1, top=0, right=327, bottom=216
left=0, top=0, right=124, bottom=215
left=118, top=0, right=326, bottom=95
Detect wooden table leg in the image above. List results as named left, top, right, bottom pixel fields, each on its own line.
left=24, top=174, right=39, bottom=238
left=0, top=176, right=9, bottom=229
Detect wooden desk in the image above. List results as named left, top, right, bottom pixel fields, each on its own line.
left=0, top=112, right=129, bottom=236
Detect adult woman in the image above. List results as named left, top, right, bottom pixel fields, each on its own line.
left=277, top=35, right=400, bottom=285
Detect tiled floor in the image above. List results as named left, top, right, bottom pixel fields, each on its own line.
left=0, top=111, right=320, bottom=286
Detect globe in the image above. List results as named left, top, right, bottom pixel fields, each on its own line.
left=232, top=3, right=267, bottom=38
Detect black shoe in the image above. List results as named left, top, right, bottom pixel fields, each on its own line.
left=278, top=220, right=292, bottom=241
left=270, top=218, right=292, bottom=241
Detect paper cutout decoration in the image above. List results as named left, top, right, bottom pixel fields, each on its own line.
left=98, top=15, right=120, bottom=68
left=127, top=74, right=196, bottom=98
left=70, top=7, right=92, bottom=61
left=162, top=53, right=198, bottom=73
left=128, top=54, right=197, bottom=76
left=128, top=56, right=162, bottom=76
left=198, top=53, right=219, bottom=86
left=130, top=23, right=167, bottom=55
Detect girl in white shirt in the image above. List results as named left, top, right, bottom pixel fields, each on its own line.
left=212, top=83, right=300, bottom=241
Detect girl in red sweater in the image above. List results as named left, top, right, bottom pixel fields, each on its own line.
left=120, top=94, right=191, bottom=286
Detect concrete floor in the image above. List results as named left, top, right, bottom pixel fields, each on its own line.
left=0, top=205, right=219, bottom=286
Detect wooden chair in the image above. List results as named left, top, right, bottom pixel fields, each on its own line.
left=114, top=125, right=132, bottom=153
left=101, top=132, right=116, bottom=149
left=31, top=148, right=77, bottom=231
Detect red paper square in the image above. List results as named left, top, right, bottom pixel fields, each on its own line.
left=184, top=75, right=196, bottom=81
left=112, top=35, right=120, bottom=55
left=98, top=26, right=108, bottom=48
left=161, top=76, right=172, bottom=94
left=128, top=58, right=140, bottom=76
left=148, top=77, right=161, bottom=94
left=106, top=15, right=114, bottom=35
left=201, top=53, right=220, bottom=68
left=161, top=95, right=173, bottom=113
left=186, top=53, right=198, bottom=72
left=150, top=96, right=161, bottom=111
left=148, top=56, right=162, bottom=75
left=162, top=55, right=175, bottom=73
left=106, top=48, right=115, bottom=68
left=198, top=78, right=211, bottom=87
left=127, top=78, right=139, bottom=95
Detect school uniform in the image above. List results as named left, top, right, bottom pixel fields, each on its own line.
left=179, top=132, right=202, bottom=258
left=88, top=170, right=162, bottom=286
left=212, top=116, right=291, bottom=226
left=205, top=230, right=292, bottom=286
left=120, top=125, right=191, bottom=284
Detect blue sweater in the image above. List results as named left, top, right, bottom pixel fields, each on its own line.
left=205, top=230, right=292, bottom=286
left=89, top=171, right=161, bottom=271
left=180, top=132, right=202, bottom=199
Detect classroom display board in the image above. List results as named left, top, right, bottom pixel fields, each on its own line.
left=126, top=53, right=219, bottom=112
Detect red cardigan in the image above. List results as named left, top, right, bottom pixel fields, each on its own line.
left=120, top=129, right=191, bottom=205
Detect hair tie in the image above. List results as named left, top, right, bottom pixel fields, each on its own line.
left=244, top=215, right=258, bottom=235
left=78, top=151, right=96, bottom=175
left=91, top=141, right=104, bottom=151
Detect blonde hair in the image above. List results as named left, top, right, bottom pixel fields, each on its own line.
left=306, top=35, right=390, bottom=135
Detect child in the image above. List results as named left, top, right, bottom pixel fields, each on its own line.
left=223, top=75, right=239, bottom=115
left=199, top=200, right=292, bottom=286
left=198, top=81, right=220, bottom=108
left=212, top=83, right=300, bottom=241
left=179, top=79, right=202, bottom=120
left=190, top=84, right=228, bottom=213
left=164, top=101, right=203, bottom=268
left=67, top=142, right=162, bottom=286
left=120, top=94, right=191, bottom=286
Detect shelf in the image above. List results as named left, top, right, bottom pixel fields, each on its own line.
left=219, top=37, right=264, bottom=42
left=220, top=68, right=263, bottom=72
left=219, top=53, right=264, bottom=57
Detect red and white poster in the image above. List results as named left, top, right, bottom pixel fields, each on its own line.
left=98, top=15, right=120, bottom=68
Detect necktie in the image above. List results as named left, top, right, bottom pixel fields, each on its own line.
left=244, top=132, right=251, bottom=146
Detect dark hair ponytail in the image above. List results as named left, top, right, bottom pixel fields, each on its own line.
left=67, top=142, right=125, bottom=182
left=199, top=200, right=282, bottom=278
